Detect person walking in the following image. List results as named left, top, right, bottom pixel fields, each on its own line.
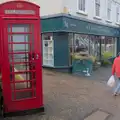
left=112, top=52, right=120, bottom=96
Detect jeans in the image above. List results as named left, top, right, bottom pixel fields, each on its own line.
left=114, top=78, right=120, bottom=93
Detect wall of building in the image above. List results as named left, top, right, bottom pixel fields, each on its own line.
left=29, top=0, right=63, bottom=16
left=0, top=0, right=120, bottom=27
left=0, top=0, right=63, bottom=16
left=62, top=0, right=120, bottom=27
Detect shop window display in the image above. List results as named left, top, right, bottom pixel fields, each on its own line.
left=68, top=33, right=117, bottom=65
left=74, top=34, right=89, bottom=54
left=89, top=36, right=100, bottom=58
left=101, top=36, right=116, bottom=57
left=42, top=33, right=54, bottom=67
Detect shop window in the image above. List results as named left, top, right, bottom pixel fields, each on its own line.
left=68, top=33, right=74, bottom=65
left=68, top=33, right=74, bottom=54
left=89, top=36, right=100, bottom=59
left=68, top=33, right=116, bottom=64
left=101, top=37, right=116, bottom=57
left=42, top=33, right=53, bottom=41
left=69, top=33, right=90, bottom=64
left=74, top=34, right=89, bottom=54
left=68, top=34, right=100, bottom=57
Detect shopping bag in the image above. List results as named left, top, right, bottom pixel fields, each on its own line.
left=107, top=75, right=116, bottom=87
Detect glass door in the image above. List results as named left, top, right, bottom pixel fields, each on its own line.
left=2, top=20, right=42, bottom=112
left=42, top=33, right=54, bottom=67
left=8, top=24, right=36, bottom=100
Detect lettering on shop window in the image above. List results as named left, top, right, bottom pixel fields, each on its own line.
left=5, top=10, right=35, bottom=15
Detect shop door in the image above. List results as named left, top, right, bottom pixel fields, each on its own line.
left=42, top=39, right=54, bottom=67
left=2, top=20, right=42, bottom=112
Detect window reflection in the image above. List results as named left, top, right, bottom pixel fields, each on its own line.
left=69, top=33, right=117, bottom=64
left=8, top=34, right=29, bottom=42
left=8, top=24, right=30, bottom=33
left=74, top=34, right=89, bottom=53
left=9, top=54, right=29, bottom=63
left=101, top=37, right=116, bottom=56
left=89, top=36, right=100, bottom=57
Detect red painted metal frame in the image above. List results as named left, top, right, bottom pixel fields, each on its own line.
left=0, top=1, right=40, bottom=17
left=0, top=1, right=43, bottom=113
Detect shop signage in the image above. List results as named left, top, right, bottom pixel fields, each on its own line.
left=85, top=24, right=119, bottom=35
left=64, top=20, right=68, bottom=28
left=63, top=17, right=120, bottom=36
left=5, top=10, right=35, bottom=15
left=41, top=15, right=120, bottom=37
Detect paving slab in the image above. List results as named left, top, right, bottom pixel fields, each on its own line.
left=84, top=110, right=109, bottom=120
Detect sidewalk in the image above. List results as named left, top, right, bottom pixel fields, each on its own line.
left=81, top=66, right=112, bottom=82
left=6, top=69, right=120, bottom=120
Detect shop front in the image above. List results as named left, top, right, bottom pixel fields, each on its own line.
left=41, top=14, right=120, bottom=73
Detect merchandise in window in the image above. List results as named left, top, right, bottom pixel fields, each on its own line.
left=68, top=33, right=117, bottom=64
left=89, top=36, right=100, bottom=59
left=74, top=34, right=89, bottom=54
left=101, top=37, right=116, bottom=57
left=42, top=33, right=53, bottom=40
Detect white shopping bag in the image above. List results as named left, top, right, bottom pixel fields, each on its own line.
left=107, top=75, right=116, bottom=87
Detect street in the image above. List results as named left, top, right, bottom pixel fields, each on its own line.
left=4, top=68, right=120, bottom=120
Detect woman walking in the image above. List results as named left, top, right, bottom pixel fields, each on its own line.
left=112, top=52, right=120, bottom=96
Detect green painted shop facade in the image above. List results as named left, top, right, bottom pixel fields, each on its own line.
left=41, top=13, right=120, bottom=72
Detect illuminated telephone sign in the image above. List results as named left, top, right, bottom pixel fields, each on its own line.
left=5, top=10, right=35, bottom=15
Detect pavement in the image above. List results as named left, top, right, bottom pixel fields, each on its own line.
left=77, top=66, right=112, bottom=81
left=3, top=67, right=120, bottom=120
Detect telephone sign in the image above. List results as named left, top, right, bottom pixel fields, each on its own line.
left=5, top=10, right=35, bottom=15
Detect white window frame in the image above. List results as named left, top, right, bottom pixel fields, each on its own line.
left=95, top=0, right=100, bottom=17
left=77, top=0, right=87, bottom=15
left=42, top=33, right=54, bottom=67
left=107, top=0, right=111, bottom=21
left=116, top=6, right=119, bottom=23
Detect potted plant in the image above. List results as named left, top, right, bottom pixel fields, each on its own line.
left=101, top=52, right=113, bottom=66
left=71, top=52, right=96, bottom=76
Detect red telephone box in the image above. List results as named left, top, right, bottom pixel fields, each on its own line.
left=0, top=0, right=44, bottom=116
